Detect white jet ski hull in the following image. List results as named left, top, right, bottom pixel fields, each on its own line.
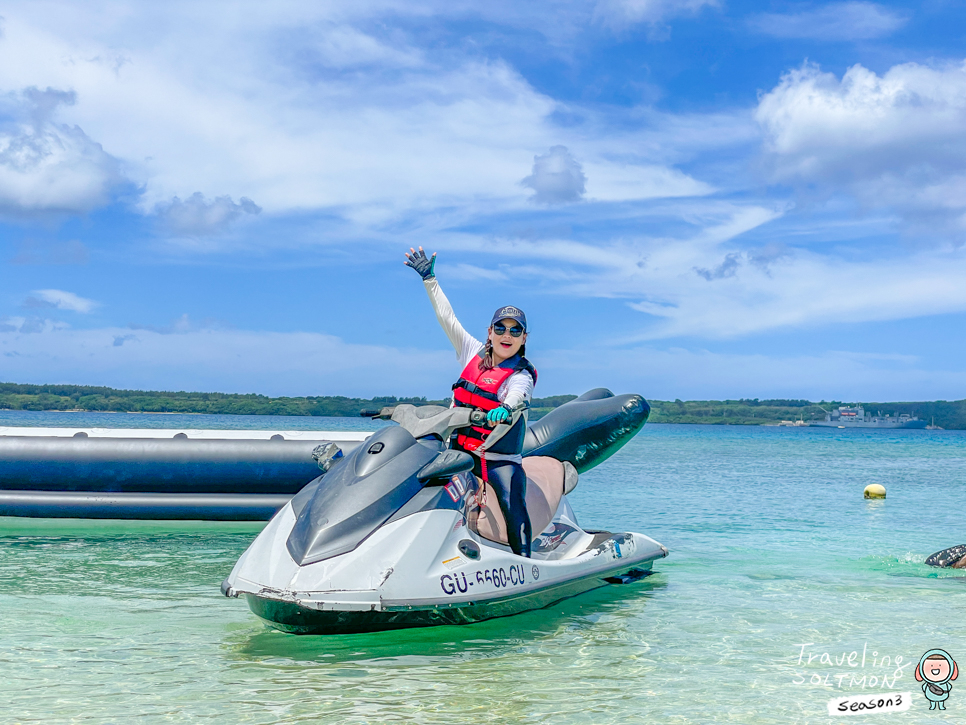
left=224, top=499, right=667, bottom=634
left=223, top=391, right=667, bottom=634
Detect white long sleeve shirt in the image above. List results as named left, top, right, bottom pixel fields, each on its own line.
left=424, top=277, right=533, bottom=461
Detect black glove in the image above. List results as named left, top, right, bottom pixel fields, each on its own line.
left=404, top=247, right=436, bottom=280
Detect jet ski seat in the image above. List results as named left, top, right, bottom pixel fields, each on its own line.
left=474, top=456, right=568, bottom=546
left=466, top=388, right=647, bottom=547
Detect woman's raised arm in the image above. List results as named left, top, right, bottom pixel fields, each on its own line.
left=405, top=247, right=481, bottom=362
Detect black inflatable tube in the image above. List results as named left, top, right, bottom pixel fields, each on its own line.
left=0, top=389, right=648, bottom=519
left=0, top=437, right=360, bottom=495
left=523, top=389, right=650, bottom=473
left=0, top=490, right=290, bottom=520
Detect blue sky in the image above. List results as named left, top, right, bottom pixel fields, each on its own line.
left=3, top=0, right=966, bottom=401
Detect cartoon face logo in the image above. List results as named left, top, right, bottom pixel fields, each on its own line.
left=916, top=649, right=958, bottom=711
left=926, top=659, right=952, bottom=682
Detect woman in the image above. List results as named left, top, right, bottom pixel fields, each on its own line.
left=404, top=247, right=536, bottom=558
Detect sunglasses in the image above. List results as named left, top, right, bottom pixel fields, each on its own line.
left=492, top=322, right=525, bottom=337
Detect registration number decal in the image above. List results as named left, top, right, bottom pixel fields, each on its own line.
left=439, top=564, right=527, bottom=595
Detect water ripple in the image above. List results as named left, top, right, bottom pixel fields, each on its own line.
left=3, top=421, right=966, bottom=722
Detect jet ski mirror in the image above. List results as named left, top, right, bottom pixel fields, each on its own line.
left=416, top=450, right=475, bottom=482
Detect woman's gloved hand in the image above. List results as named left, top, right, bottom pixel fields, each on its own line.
left=486, top=405, right=511, bottom=425
left=404, top=247, right=436, bottom=280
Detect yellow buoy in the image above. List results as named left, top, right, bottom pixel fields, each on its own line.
left=864, top=484, right=886, bottom=499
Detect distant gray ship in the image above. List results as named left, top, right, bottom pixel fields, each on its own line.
left=809, top=405, right=927, bottom=429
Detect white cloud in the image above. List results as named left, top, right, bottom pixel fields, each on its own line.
left=622, top=244, right=966, bottom=340
left=521, top=145, right=587, bottom=205
left=424, top=198, right=966, bottom=342
left=7, top=1, right=965, bottom=395
left=755, top=61, right=966, bottom=238
left=0, top=86, right=122, bottom=213
left=0, top=9, right=555, bottom=215
left=594, top=0, right=719, bottom=30
left=157, top=192, right=262, bottom=236
left=0, top=4, right=716, bottom=229
left=583, top=161, right=714, bottom=201
left=0, top=315, right=67, bottom=334
left=445, top=263, right=508, bottom=282
left=22, top=289, right=98, bottom=313
left=2, top=314, right=959, bottom=401
left=0, top=323, right=454, bottom=398
left=749, top=2, right=906, bottom=41
left=541, top=344, right=966, bottom=401
left=303, top=23, right=424, bottom=69
left=432, top=201, right=780, bottom=279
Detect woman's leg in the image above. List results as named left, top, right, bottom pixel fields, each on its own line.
left=487, top=460, right=532, bottom=557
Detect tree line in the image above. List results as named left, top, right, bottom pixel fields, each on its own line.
left=1, top=382, right=963, bottom=428
left=646, top=399, right=966, bottom=429
left=0, top=382, right=576, bottom=419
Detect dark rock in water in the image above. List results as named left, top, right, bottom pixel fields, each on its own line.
left=926, top=544, right=966, bottom=568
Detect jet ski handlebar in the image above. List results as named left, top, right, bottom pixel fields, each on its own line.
left=358, top=404, right=491, bottom=441
left=359, top=407, right=396, bottom=420
left=360, top=405, right=488, bottom=427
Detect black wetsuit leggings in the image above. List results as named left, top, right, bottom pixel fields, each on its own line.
left=474, top=457, right=532, bottom=558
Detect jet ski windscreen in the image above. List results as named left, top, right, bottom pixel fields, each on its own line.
left=286, top=426, right=438, bottom=566
left=286, top=426, right=439, bottom=566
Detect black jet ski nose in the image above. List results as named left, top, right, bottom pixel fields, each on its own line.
left=523, top=390, right=650, bottom=473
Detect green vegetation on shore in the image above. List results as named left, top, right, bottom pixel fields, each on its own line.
left=1, top=382, right=963, bottom=428
left=0, top=382, right=576, bottom=420
left=0, top=382, right=442, bottom=417
left=646, top=398, right=966, bottom=428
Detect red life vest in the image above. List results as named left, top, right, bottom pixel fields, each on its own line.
left=452, top=353, right=536, bottom=454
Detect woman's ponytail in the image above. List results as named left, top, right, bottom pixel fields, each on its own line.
left=482, top=338, right=494, bottom=370
left=482, top=332, right=527, bottom=369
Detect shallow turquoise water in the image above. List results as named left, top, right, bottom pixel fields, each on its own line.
left=1, top=414, right=965, bottom=723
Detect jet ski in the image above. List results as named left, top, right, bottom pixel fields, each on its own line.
left=222, top=389, right=668, bottom=634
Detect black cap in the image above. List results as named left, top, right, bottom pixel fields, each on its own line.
left=490, top=305, right=527, bottom=331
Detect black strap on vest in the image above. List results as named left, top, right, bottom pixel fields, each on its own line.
left=451, top=379, right=501, bottom=404
left=512, top=355, right=536, bottom=381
